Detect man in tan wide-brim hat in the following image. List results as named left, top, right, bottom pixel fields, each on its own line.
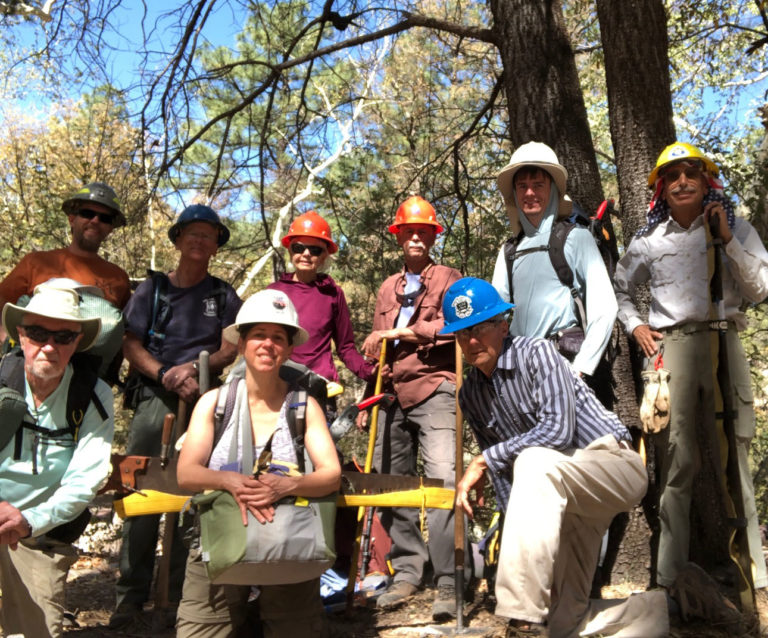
left=0, top=284, right=114, bottom=638
left=490, top=141, right=617, bottom=407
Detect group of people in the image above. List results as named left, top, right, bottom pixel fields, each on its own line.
left=0, top=137, right=766, bottom=638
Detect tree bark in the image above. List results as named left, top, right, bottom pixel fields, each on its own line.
left=488, top=0, right=604, bottom=215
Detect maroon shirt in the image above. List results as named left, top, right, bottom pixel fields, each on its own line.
left=268, top=273, right=374, bottom=382
left=371, top=263, right=461, bottom=408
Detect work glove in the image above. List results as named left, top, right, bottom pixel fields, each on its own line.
left=640, top=368, right=671, bottom=433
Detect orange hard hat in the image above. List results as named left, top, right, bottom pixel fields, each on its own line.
left=388, top=196, right=444, bottom=234
left=281, top=211, right=338, bottom=254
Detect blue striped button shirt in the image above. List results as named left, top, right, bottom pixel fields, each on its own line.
left=459, top=335, right=630, bottom=510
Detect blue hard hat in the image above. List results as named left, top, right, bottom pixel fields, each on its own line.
left=440, top=277, right=513, bottom=334
left=168, top=204, right=231, bottom=247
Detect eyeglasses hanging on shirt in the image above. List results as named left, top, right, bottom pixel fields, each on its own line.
left=394, top=262, right=432, bottom=308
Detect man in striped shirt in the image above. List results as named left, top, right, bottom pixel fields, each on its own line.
left=442, top=277, right=667, bottom=637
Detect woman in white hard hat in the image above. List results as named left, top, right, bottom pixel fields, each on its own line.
left=176, top=289, right=341, bottom=637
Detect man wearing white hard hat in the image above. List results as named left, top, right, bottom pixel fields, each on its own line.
left=0, top=284, right=114, bottom=638
left=491, top=142, right=617, bottom=409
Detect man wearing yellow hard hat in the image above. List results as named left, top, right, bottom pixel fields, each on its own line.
left=614, top=142, right=768, bottom=597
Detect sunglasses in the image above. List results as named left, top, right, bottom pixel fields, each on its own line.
left=662, top=160, right=704, bottom=184
left=456, top=319, right=502, bottom=341
left=19, top=324, right=82, bottom=345
left=76, top=208, right=115, bottom=225
left=290, top=242, right=325, bottom=257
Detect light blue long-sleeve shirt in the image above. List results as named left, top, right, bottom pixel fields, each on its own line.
left=491, top=192, right=617, bottom=376
left=0, top=364, right=114, bottom=536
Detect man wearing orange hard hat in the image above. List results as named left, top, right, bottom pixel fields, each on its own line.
left=615, top=142, right=768, bottom=600
left=360, top=195, right=462, bottom=620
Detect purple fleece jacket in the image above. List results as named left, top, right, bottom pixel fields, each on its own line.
left=268, top=273, right=374, bottom=382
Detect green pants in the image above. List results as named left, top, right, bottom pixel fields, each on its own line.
left=654, top=324, right=766, bottom=588
left=176, top=550, right=328, bottom=637
left=116, top=384, right=188, bottom=607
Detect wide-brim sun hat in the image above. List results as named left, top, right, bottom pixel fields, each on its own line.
left=496, top=141, right=572, bottom=234
left=3, top=284, right=101, bottom=352
left=223, top=289, right=309, bottom=346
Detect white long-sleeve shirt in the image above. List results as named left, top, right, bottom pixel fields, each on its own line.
left=614, top=215, right=768, bottom=334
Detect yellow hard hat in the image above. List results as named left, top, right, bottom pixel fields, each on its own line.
left=648, top=142, right=719, bottom=187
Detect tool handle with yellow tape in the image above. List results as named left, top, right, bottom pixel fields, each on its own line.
left=115, top=487, right=456, bottom=518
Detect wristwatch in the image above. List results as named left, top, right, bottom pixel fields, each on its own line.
left=157, top=365, right=170, bottom=384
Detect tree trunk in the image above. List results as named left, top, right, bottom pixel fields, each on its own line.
left=595, top=0, right=676, bottom=590
left=488, top=0, right=604, bottom=215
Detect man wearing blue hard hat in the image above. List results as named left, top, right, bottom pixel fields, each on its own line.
left=110, top=204, right=242, bottom=629
left=443, top=277, right=668, bottom=637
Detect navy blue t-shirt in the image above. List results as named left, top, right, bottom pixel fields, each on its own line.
left=124, top=274, right=242, bottom=366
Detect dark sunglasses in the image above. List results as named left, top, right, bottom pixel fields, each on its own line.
left=76, top=208, right=115, bottom=225
left=290, top=242, right=324, bottom=257
left=19, top=324, right=81, bottom=345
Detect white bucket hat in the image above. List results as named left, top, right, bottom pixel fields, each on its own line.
left=497, top=141, right=572, bottom=233
left=2, top=284, right=101, bottom=352
left=223, top=289, right=309, bottom=346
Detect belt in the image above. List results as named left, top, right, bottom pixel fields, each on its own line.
left=659, top=320, right=735, bottom=335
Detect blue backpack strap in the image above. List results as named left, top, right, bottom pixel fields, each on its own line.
left=146, top=270, right=170, bottom=355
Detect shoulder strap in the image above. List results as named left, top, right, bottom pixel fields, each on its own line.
left=503, top=232, right=523, bottom=304
left=213, top=377, right=241, bottom=454
left=147, top=270, right=171, bottom=353
left=287, top=388, right=308, bottom=473
left=0, top=349, right=26, bottom=392
left=548, top=220, right=587, bottom=330
left=66, top=359, right=108, bottom=443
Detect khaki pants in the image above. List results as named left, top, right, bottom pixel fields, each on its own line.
left=495, top=435, right=669, bottom=638
left=0, top=537, right=77, bottom=638
left=177, top=551, right=327, bottom=638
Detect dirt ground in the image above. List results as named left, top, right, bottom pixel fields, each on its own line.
left=53, top=497, right=767, bottom=638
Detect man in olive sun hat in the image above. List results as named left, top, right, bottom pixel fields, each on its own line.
left=0, top=284, right=114, bottom=638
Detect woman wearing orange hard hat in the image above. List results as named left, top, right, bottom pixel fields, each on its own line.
left=267, top=211, right=374, bottom=416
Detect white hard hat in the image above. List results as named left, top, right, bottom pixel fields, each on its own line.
left=223, top=289, right=309, bottom=346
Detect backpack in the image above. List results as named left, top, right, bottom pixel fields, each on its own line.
left=0, top=350, right=109, bottom=468
left=145, top=270, right=229, bottom=355
left=212, top=377, right=311, bottom=472
left=502, top=199, right=619, bottom=333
